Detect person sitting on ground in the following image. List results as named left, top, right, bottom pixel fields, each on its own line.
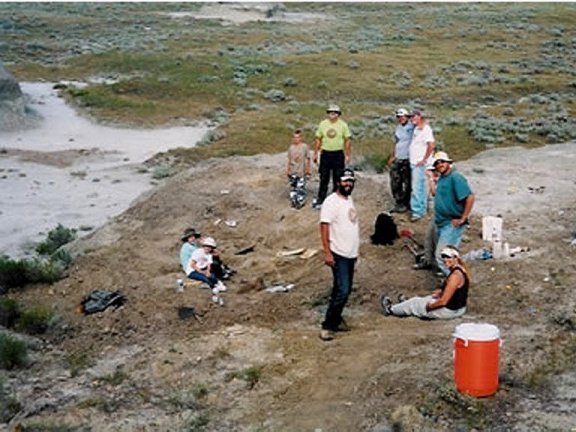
left=381, top=245, right=469, bottom=320
left=186, top=237, right=227, bottom=294
left=180, top=227, right=201, bottom=274
left=180, top=228, right=234, bottom=281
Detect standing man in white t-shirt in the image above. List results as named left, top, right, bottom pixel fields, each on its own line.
left=318, top=167, right=360, bottom=341
left=408, top=110, right=435, bottom=222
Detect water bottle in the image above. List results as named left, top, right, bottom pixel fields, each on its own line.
left=492, top=227, right=502, bottom=259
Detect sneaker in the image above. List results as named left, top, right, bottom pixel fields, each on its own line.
left=380, top=294, right=393, bottom=316
left=312, top=198, right=322, bottom=210
left=397, top=293, right=407, bottom=303
left=336, top=320, right=351, bottom=332
left=176, top=279, right=184, bottom=293
left=211, top=287, right=220, bottom=295
left=412, top=260, right=432, bottom=271
left=216, top=281, right=227, bottom=292
left=319, top=329, right=335, bottom=341
left=390, top=205, right=408, bottom=214
left=211, top=295, right=220, bottom=304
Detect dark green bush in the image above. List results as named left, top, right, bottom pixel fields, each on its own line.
left=0, top=255, right=68, bottom=290
left=0, top=379, right=21, bottom=423
left=15, top=305, right=53, bottom=335
left=0, top=256, right=29, bottom=289
left=0, top=298, right=21, bottom=328
left=35, top=224, right=77, bottom=256
left=0, top=333, right=28, bottom=370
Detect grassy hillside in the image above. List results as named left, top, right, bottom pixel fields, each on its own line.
left=2, top=2, right=576, bottom=168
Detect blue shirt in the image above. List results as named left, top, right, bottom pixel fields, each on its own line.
left=434, top=169, right=472, bottom=227
left=394, top=122, right=414, bottom=160
left=180, top=242, right=197, bottom=274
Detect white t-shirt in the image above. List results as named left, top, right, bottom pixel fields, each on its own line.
left=188, top=247, right=213, bottom=275
left=320, top=193, right=359, bottom=258
left=409, top=124, right=435, bottom=164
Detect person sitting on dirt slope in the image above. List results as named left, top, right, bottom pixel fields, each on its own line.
left=381, top=245, right=469, bottom=320
left=180, top=228, right=234, bottom=281
left=180, top=227, right=201, bottom=273
left=187, top=237, right=227, bottom=294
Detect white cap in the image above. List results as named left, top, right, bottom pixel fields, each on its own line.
left=326, top=104, right=341, bottom=114
left=395, top=108, right=410, bottom=117
left=202, top=237, right=217, bottom=248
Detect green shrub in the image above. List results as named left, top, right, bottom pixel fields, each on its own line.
left=0, top=379, right=21, bottom=423
left=0, top=256, right=29, bottom=289
left=35, top=224, right=77, bottom=256
left=65, top=350, right=93, bottom=377
left=0, top=298, right=21, bottom=328
left=0, top=333, right=28, bottom=370
left=151, top=165, right=172, bottom=179
left=225, top=366, right=262, bottom=390
left=15, top=305, right=53, bottom=335
left=24, top=258, right=66, bottom=285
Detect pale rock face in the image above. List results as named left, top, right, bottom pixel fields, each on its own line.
left=0, top=63, right=41, bottom=131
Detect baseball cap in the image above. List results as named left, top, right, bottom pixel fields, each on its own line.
left=339, top=167, right=355, bottom=182
left=326, top=104, right=342, bottom=114
left=395, top=108, right=410, bottom=117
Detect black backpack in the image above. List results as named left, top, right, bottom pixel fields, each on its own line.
left=370, top=212, right=399, bottom=246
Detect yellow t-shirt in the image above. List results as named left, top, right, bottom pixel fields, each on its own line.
left=315, top=118, right=351, bottom=151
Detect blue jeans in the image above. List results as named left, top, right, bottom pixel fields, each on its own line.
left=435, top=223, right=465, bottom=275
left=188, top=271, right=218, bottom=288
left=410, top=164, right=428, bottom=219
left=322, top=252, right=356, bottom=331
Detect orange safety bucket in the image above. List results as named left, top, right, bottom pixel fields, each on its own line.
left=453, top=323, right=500, bottom=397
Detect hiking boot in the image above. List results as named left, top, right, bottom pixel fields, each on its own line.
left=319, top=329, right=335, bottom=341
left=336, top=320, right=351, bottom=332
left=380, top=294, right=393, bottom=316
left=412, top=260, right=432, bottom=270
left=390, top=204, right=408, bottom=214
left=397, top=293, right=407, bottom=303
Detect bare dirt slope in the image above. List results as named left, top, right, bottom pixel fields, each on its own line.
left=6, top=144, right=576, bottom=431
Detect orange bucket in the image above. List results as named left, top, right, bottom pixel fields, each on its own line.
left=453, top=323, right=500, bottom=397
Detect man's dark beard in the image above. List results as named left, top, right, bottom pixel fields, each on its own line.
left=338, top=183, right=354, bottom=196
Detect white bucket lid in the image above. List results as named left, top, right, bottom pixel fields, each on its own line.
left=453, top=323, right=500, bottom=341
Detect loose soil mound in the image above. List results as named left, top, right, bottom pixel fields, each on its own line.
left=7, top=144, right=576, bottom=431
